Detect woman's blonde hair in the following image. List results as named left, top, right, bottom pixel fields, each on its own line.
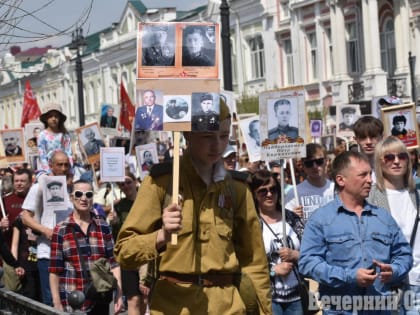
left=374, top=136, right=414, bottom=192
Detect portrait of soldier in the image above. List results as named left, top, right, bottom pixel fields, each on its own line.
left=182, top=26, right=215, bottom=67
left=142, top=24, right=175, bottom=66
left=268, top=99, right=299, bottom=140
left=191, top=93, right=219, bottom=131
left=83, top=127, right=105, bottom=156
left=47, top=181, right=64, bottom=202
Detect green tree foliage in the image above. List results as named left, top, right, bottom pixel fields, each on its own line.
left=236, top=94, right=259, bottom=114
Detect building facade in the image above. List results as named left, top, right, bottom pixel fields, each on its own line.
left=0, top=0, right=419, bottom=130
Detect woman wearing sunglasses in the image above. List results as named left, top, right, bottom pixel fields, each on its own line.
left=49, top=180, right=123, bottom=314
left=368, top=136, right=420, bottom=314
left=250, top=169, right=305, bottom=315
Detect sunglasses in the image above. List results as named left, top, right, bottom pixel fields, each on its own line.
left=383, top=152, right=409, bottom=164
left=256, top=186, right=277, bottom=196
left=73, top=190, right=94, bottom=199
left=303, top=158, right=325, bottom=168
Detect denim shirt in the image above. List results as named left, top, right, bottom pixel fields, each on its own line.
left=299, top=196, right=413, bottom=299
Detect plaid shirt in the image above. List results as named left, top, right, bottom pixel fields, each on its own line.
left=49, top=211, right=118, bottom=312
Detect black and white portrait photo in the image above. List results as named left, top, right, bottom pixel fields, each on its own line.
left=191, top=92, right=220, bottom=131
left=310, top=120, right=322, bottom=137
left=163, top=96, right=191, bottom=123
left=142, top=23, right=175, bottom=67
left=267, top=98, right=299, bottom=141
left=182, top=25, right=216, bottom=67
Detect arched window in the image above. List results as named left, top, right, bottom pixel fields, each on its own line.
left=380, top=19, right=396, bottom=76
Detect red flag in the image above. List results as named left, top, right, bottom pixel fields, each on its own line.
left=119, top=82, right=135, bottom=132
left=21, top=80, right=41, bottom=127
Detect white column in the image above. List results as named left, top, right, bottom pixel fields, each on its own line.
left=394, top=0, right=410, bottom=75
left=330, top=1, right=348, bottom=80
left=361, top=0, right=383, bottom=74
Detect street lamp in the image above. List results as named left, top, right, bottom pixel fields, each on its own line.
left=69, top=27, right=87, bottom=127
left=220, top=0, right=233, bottom=91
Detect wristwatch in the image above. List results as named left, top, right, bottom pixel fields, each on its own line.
left=270, top=265, right=276, bottom=277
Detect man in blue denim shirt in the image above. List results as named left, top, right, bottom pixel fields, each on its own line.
left=299, top=151, right=412, bottom=314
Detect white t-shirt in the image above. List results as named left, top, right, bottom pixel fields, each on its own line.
left=262, top=220, right=300, bottom=302
left=22, top=176, right=72, bottom=259
left=285, top=179, right=335, bottom=222
left=386, top=188, right=420, bottom=285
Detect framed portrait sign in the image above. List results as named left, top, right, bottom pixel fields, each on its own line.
left=75, top=122, right=106, bottom=164
left=381, top=103, right=419, bottom=149
left=0, top=128, right=26, bottom=164
left=310, top=120, right=322, bottom=137
left=99, top=103, right=120, bottom=136
left=135, top=143, right=159, bottom=180
left=137, top=22, right=219, bottom=79
left=320, top=134, right=336, bottom=153
left=239, top=115, right=261, bottom=163
left=259, top=88, right=306, bottom=160
left=336, top=104, right=361, bottom=138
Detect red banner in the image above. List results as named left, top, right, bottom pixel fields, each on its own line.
left=119, top=82, right=135, bottom=132
left=21, top=80, right=41, bottom=127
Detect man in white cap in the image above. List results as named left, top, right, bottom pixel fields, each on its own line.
left=222, top=145, right=237, bottom=171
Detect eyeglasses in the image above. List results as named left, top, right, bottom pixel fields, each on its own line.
left=303, top=158, right=325, bottom=168
left=383, top=152, right=409, bottom=164
left=118, top=180, right=133, bottom=187
left=73, top=191, right=94, bottom=199
left=256, top=186, right=277, bottom=196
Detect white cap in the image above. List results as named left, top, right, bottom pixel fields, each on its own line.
left=222, top=145, right=236, bottom=158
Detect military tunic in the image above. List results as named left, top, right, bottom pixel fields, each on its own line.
left=191, top=111, right=219, bottom=131
left=268, top=125, right=299, bottom=140
left=114, top=153, right=272, bottom=315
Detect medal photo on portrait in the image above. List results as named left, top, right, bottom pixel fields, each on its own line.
left=134, top=89, right=164, bottom=131
left=141, top=23, right=175, bottom=67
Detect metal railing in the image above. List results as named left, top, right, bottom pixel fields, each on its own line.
left=0, top=288, right=80, bottom=315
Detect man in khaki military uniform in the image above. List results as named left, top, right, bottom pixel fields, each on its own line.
left=115, top=100, right=272, bottom=315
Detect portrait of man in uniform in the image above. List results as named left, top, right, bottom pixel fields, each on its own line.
left=191, top=93, right=219, bottom=131
left=142, top=24, right=175, bottom=67
left=134, top=90, right=164, bottom=131
left=268, top=98, right=299, bottom=140
left=182, top=26, right=215, bottom=67
left=46, top=181, right=64, bottom=203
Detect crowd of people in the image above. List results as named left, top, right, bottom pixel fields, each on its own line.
left=0, top=98, right=420, bottom=315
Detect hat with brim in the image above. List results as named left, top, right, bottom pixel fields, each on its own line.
left=40, top=103, right=67, bottom=124
left=223, top=145, right=236, bottom=158
left=47, top=180, right=63, bottom=189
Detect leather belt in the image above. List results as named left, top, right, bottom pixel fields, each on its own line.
left=159, top=272, right=235, bottom=287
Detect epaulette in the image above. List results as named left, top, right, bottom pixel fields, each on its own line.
left=228, top=170, right=250, bottom=183
left=149, top=162, right=173, bottom=178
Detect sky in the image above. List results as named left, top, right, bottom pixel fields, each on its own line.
left=1, top=0, right=207, bottom=53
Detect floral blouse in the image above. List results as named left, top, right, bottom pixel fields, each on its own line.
left=37, top=129, right=73, bottom=171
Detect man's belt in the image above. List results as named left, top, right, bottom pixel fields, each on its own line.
left=159, top=272, right=235, bottom=287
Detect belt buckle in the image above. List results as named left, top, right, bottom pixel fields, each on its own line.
left=198, top=274, right=205, bottom=286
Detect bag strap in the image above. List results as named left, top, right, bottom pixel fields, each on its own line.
left=260, top=216, right=305, bottom=284
left=410, top=190, right=420, bottom=247
left=71, top=227, right=90, bottom=280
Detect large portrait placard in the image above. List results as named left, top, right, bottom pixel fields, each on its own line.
left=260, top=88, right=306, bottom=160
left=137, top=22, right=219, bottom=79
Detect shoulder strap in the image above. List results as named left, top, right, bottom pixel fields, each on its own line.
left=410, top=190, right=420, bottom=247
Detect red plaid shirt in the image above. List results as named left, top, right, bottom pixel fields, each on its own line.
left=49, top=211, right=117, bottom=312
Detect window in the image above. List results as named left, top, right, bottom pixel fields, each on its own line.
left=380, top=19, right=396, bottom=76
left=346, top=22, right=361, bottom=74
left=308, top=33, right=318, bottom=80
left=326, top=29, right=334, bottom=77
left=248, top=35, right=265, bottom=79
left=284, top=39, right=294, bottom=85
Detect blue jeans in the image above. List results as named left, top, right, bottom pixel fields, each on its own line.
left=37, top=259, right=52, bottom=306
left=401, top=284, right=420, bottom=315
left=272, top=299, right=303, bottom=315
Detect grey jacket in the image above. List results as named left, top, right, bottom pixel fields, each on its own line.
left=367, top=185, right=418, bottom=213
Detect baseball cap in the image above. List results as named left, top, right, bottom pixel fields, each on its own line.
left=223, top=145, right=236, bottom=158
